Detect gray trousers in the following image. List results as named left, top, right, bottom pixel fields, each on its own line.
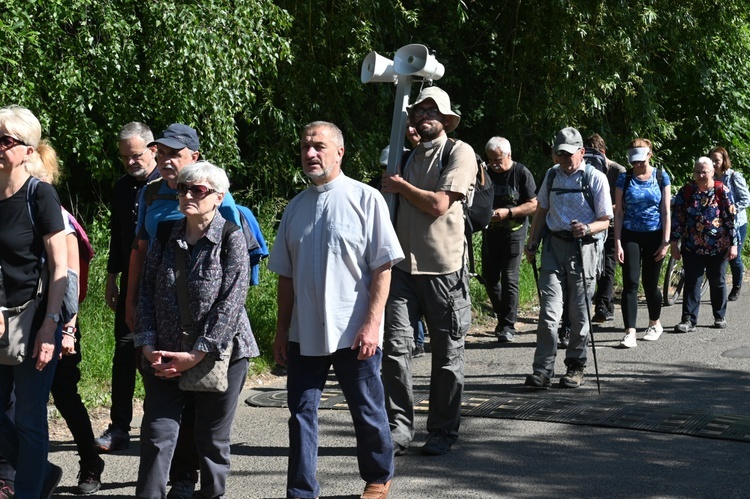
left=533, top=235, right=600, bottom=377
left=382, top=267, right=471, bottom=448
left=136, top=358, right=249, bottom=499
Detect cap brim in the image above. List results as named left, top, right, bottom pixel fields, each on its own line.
left=149, top=137, right=188, bottom=150
left=628, top=153, right=648, bottom=163
left=555, top=144, right=580, bottom=154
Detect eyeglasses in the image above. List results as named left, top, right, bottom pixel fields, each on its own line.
left=412, top=107, right=441, bottom=118
left=555, top=150, right=573, bottom=157
left=176, top=183, right=217, bottom=199
left=119, top=149, right=148, bottom=163
left=0, top=135, right=27, bottom=150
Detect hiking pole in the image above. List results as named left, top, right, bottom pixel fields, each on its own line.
left=531, top=259, right=542, bottom=304
left=572, top=221, right=602, bottom=394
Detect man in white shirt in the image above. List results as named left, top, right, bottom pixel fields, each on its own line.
left=269, top=121, right=403, bottom=499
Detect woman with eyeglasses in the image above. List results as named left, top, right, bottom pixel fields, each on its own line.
left=0, top=105, right=67, bottom=497
left=134, top=161, right=257, bottom=498
left=671, top=157, right=737, bottom=333
left=709, top=146, right=749, bottom=301
left=613, top=138, right=671, bottom=348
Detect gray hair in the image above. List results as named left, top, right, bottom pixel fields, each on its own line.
left=302, top=121, right=344, bottom=149
left=0, top=105, right=41, bottom=148
left=485, top=136, right=511, bottom=156
left=177, top=161, right=230, bottom=194
left=118, top=121, right=154, bottom=145
left=695, top=156, right=714, bottom=170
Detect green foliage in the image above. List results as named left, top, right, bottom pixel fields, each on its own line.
left=3, top=0, right=750, bottom=207
left=0, top=0, right=293, bottom=218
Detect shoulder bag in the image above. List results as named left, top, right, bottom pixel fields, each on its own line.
left=175, top=226, right=236, bottom=392
left=0, top=268, right=47, bottom=365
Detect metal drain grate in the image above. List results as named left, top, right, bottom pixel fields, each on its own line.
left=246, top=389, right=750, bottom=443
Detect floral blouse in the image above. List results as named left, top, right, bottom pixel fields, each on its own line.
left=135, top=214, right=259, bottom=370
left=671, top=181, right=736, bottom=256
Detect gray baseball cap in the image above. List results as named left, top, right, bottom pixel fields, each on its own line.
left=553, top=127, right=583, bottom=154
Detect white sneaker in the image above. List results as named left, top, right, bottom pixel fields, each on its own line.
left=618, top=333, right=637, bottom=348
left=642, top=324, right=663, bottom=341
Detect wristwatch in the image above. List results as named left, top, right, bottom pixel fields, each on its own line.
left=45, top=312, right=61, bottom=323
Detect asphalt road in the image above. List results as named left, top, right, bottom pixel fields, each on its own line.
left=48, top=290, right=750, bottom=498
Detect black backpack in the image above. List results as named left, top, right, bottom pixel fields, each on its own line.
left=583, top=147, right=607, bottom=174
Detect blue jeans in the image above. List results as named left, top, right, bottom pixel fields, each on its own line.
left=729, top=223, right=747, bottom=290
left=286, top=343, right=393, bottom=499
left=0, top=329, right=60, bottom=498
left=681, top=251, right=728, bottom=324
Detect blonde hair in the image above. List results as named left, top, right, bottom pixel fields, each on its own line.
left=0, top=105, right=41, bottom=148
left=628, top=137, right=652, bottom=152
left=25, top=139, right=61, bottom=184
left=0, top=105, right=61, bottom=182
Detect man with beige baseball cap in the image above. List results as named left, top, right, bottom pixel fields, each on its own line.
left=380, top=86, right=477, bottom=456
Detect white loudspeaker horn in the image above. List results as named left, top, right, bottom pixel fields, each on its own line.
left=393, top=44, right=444, bottom=80
left=361, top=51, right=397, bottom=83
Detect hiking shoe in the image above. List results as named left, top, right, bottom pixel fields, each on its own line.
left=77, top=456, right=105, bottom=495
left=618, top=333, right=637, bottom=349
left=393, top=442, right=408, bottom=457
left=361, top=479, right=392, bottom=499
left=714, top=318, right=728, bottom=329
left=524, top=371, right=551, bottom=389
left=0, top=479, right=14, bottom=499
left=592, top=310, right=607, bottom=324
left=167, top=479, right=195, bottom=499
left=94, top=425, right=130, bottom=453
left=728, top=287, right=741, bottom=301
left=496, top=328, right=515, bottom=343
left=413, top=343, right=425, bottom=358
left=41, top=463, right=63, bottom=499
left=421, top=432, right=453, bottom=456
left=560, top=365, right=585, bottom=388
left=674, top=321, right=696, bottom=333
left=642, top=324, right=663, bottom=341
left=558, top=326, right=570, bottom=349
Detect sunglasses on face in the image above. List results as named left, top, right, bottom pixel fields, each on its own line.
left=412, top=107, right=441, bottom=118
left=0, top=135, right=27, bottom=150
left=176, top=183, right=217, bottom=199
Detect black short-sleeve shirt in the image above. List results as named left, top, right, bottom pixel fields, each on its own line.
left=0, top=177, right=65, bottom=307
left=487, top=161, right=537, bottom=235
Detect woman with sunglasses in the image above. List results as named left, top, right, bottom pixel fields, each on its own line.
left=709, top=146, right=750, bottom=301
left=614, top=138, right=671, bottom=348
left=24, top=148, right=105, bottom=493
left=134, top=161, right=257, bottom=499
left=0, top=106, right=67, bottom=497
